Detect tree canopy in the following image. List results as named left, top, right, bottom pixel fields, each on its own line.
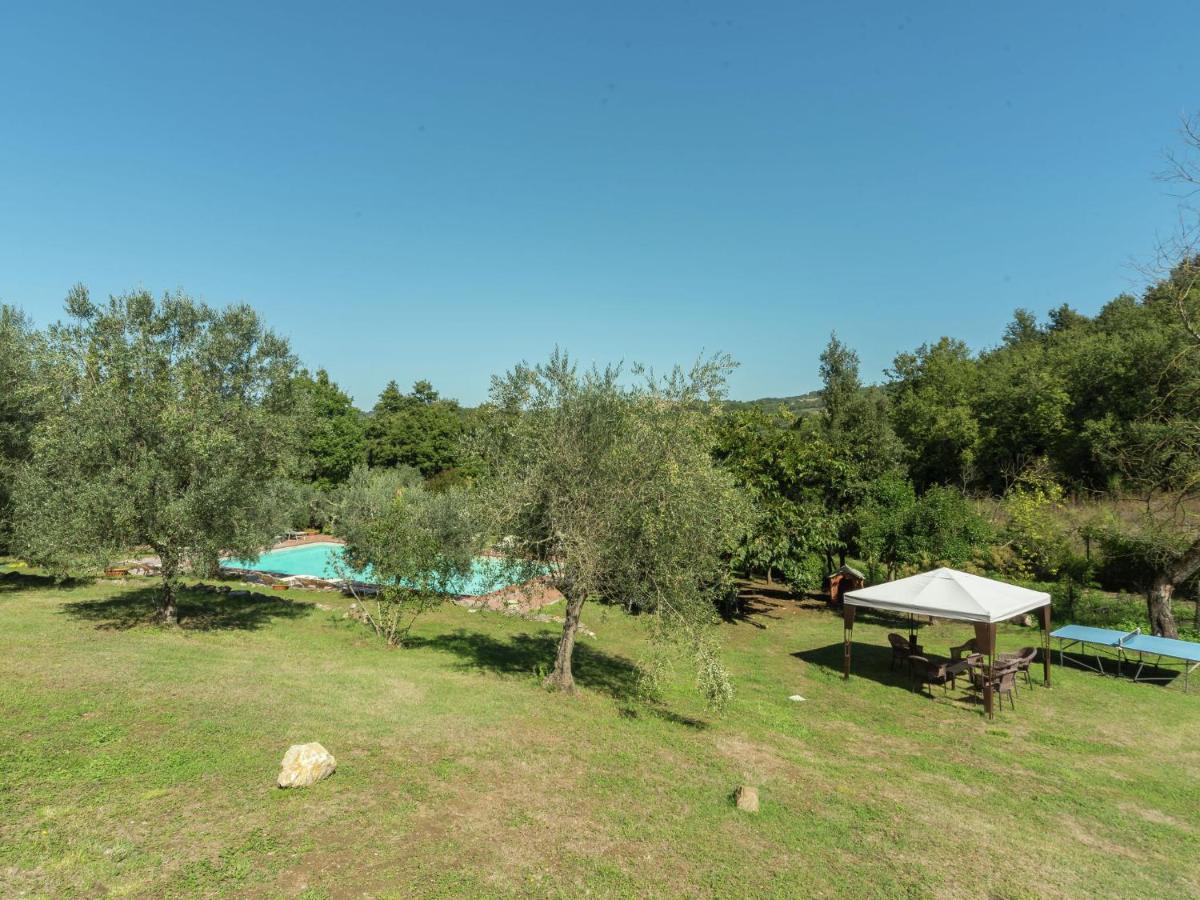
left=296, top=368, right=366, bottom=491
left=0, top=305, right=44, bottom=551
left=11, top=287, right=302, bottom=623
left=365, top=379, right=465, bottom=478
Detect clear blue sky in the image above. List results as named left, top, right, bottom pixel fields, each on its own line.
left=2, top=2, right=1197, bottom=406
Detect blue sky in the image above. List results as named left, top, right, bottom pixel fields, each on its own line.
left=2, top=2, right=1197, bottom=406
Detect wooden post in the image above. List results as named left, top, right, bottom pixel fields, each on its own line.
left=842, top=604, right=857, bottom=679
left=974, top=622, right=997, bottom=718
left=1038, top=602, right=1052, bottom=687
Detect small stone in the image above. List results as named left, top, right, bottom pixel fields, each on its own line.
left=277, top=742, right=336, bottom=789
left=788, top=695, right=806, bottom=702
left=735, top=785, right=759, bottom=813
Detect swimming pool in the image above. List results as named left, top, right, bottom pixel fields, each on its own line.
left=221, top=542, right=525, bottom=597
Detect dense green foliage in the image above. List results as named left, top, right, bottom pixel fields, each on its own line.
left=11, top=288, right=301, bottom=622
left=713, top=273, right=1200, bottom=635
left=877, top=271, right=1200, bottom=633
left=884, top=291, right=1197, bottom=494
left=714, top=334, right=906, bottom=589
left=365, top=379, right=466, bottom=478
left=0, top=305, right=43, bottom=551
left=295, top=368, right=366, bottom=491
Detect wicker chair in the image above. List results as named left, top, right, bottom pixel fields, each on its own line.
left=949, top=637, right=978, bottom=663
left=993, top=662, right=1019, bottom=711
left=998, top=646, right=1038, bottom=690
left=888, top=633, right=921, bottom=671
left=970, top=658, right=1020, bottom=711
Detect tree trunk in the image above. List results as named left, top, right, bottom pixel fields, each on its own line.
left=159, top=559, right=179, bottom=626
left=1147, top=536, right=1200, bottom=639
left=1147, top=577, right=1178, bottom=638
left=765, top=565, right=773, bottom=586
left=544, top=591, right=585, bottom=693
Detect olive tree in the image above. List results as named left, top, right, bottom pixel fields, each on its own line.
left=476, top=350, right=751, bottom=707
left=0, top=305, right=45, bottom=551
left=329, top=466, right=479, bottom=646
left=12, top=287, right=301, bottom=624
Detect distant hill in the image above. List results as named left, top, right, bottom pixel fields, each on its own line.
left=456, top=390, right=827, bottom=417
left=725, top=390, right=823, bottom=416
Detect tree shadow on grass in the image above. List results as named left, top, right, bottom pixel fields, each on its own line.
left=410, top=629, right=639, bottom=699
left=1, top=570, right=93, bottom=594
left=793, top=641, right=918, bottom=693
left=409, top=628, right=710, bottom=728
left=616, top=702, right=710, bottom=730
left=61, top=586, right=315, bottom=632
left=720, top=583, right=788, bottom=630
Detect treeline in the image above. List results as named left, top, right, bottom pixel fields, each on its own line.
left=1, top=258, right=1198, bottom=645
left=715, top=259, right=1200, bottom=637
left=293, top=371, right=478, bottom=518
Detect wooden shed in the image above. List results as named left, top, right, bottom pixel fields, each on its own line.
left=827, top=564, right=865, bottom=607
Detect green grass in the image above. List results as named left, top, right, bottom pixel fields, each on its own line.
left=1, top=566, right=1198, bottom=898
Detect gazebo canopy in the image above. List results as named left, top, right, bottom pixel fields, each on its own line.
left=844, top=567, right=1050, bottom=624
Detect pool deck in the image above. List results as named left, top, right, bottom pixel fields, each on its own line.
left=272, top=533, right=344, bottom=550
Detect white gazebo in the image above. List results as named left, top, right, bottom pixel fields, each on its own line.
left=841, top=568, right=1052, bottom=716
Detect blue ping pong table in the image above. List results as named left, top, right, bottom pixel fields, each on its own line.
left=1051, top=625, right=1200, bottom=692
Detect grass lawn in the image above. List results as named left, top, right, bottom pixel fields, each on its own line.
left=2, top=566, right=1198, bottom=898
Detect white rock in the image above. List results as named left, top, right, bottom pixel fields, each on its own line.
left=735, top=785, right=759, bottom=813
left=788, top=695, right=806, bottom=702
left=277, top=742, right=336, bottom=788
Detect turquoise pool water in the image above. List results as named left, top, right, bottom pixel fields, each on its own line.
left=221, top=542, right=522, bottom=596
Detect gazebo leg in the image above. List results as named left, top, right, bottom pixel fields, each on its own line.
left=842, top=605, right=856, bottom=680
left=975, top=622, right=997, bottom=718
left=1038, top=603, right=1052, bottom=687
